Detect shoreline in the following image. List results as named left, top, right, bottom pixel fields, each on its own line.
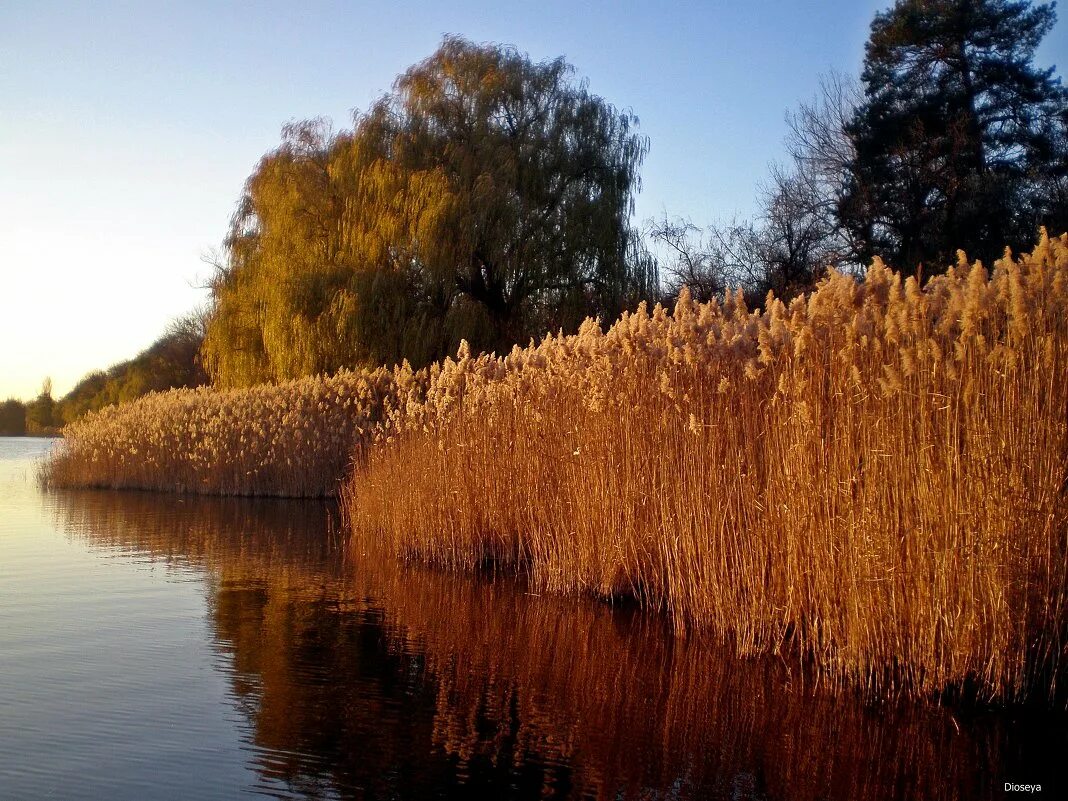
left=41, top=236, right=1068, bottom=706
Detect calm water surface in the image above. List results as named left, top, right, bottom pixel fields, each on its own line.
left=1, top=435, right=1066, bottom=800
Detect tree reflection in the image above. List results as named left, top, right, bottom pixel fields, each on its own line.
left=52, top=489, right=1065, bottom=800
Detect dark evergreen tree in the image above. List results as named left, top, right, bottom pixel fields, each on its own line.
left=842, top=0, right=1068, bottom=272
left=0, top=399, right=26, bottom=436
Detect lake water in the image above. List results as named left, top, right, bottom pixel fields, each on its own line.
left=1, top=436, right=1065, bottom=800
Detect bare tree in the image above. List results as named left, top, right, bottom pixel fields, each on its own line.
left=646, top=215, right=725, bottom=303
left=782, top=73, right=862, bottom=262
left=653, top=73, right=863, bottom=308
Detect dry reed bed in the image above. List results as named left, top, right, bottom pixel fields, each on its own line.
left=347, top=233, right=1068, bottom=703
left=44, top=365, right=426, bottom=496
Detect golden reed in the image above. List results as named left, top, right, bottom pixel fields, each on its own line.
left=346, top=233, right=1068, bottom=703
left=43, top=365, right=426, bottom=496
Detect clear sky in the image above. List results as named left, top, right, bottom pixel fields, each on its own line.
left=2, top=1, right=1065, bottom=400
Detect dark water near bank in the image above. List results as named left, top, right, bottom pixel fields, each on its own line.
left=1, top=437, right=1066, bottom=800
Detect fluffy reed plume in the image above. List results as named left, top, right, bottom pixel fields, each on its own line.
left=44, top=364, right=425, bottom=497
left=347, top=233, right=1068, bottom=703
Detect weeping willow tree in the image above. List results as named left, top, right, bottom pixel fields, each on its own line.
left=203, top=37, right=655, bottom=387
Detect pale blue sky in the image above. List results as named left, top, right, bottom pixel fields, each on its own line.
left=2, top=1, right=1065, bottom=399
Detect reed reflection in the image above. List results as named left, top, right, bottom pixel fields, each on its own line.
left=52, top=489, right=1065, bottom=800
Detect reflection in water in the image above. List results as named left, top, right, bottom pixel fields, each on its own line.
left=52, top=489, right=1067, bottom=800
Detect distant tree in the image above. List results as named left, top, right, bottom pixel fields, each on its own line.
left=56, top=310, right=208, bottom=423
left=698, top=200, right=834, bottom=306
left=647, top=216, right=726, bottom=303
left=842, top=0, right=1068, bottom=271
left=25, top=378, right=56, bottom=434
left=652, top=209, right=832, bottom=308
left=203, top=37, right=655, bottom=387
left=57, top=371, right=109, bottom=423
left=0, top=399, right=26, bottom=436
left=745, top=168, right=839, bottom=299
left=773, top=72, right=865, bottom=272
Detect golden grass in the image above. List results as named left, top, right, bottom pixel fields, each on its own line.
left=43, top=365, right=425, bottom=496
left=346, top=233, right=1068, bottom=703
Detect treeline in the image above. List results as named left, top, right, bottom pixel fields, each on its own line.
left=58, top=313, right=207, bottom=421
left=1, top=378, right=62, bottom=436
left=38, top=0, right=1068, bottom=417
left=197, top=0, right=1068, bottom=388
left=1, top=313, right=206, bottom=435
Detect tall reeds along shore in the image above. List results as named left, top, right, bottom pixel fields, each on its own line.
left=346, top=233, right=1068, bottom=703
left=43, top=365, right=425, bottom=497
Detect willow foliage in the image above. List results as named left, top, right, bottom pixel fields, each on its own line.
left=203, top=37, right=654, bottom=387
